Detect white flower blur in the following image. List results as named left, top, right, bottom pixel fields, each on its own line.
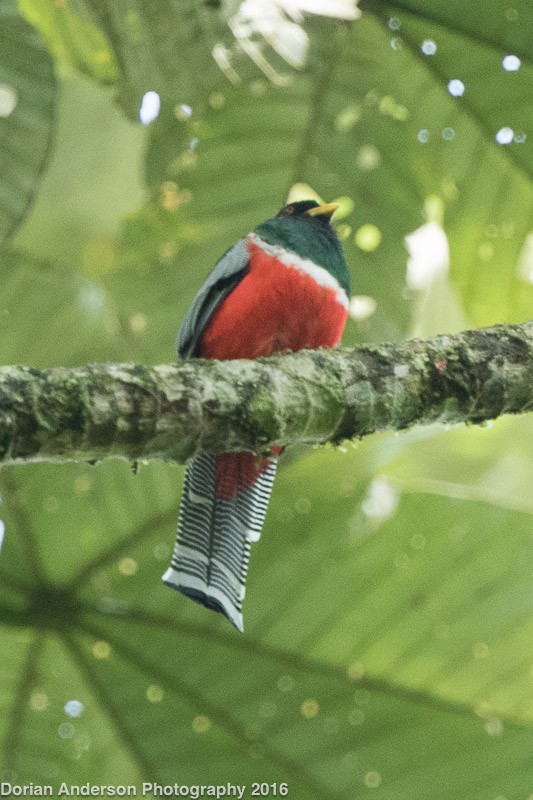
left=279, top=0, right=360, bottom=19
left=231, top=0, right=308, bottom=69
left=405, top=221, right=450, bottom=290
left=0, top=84, right=17, bottom=118
left=516, top=233, right=533, bottom=284
left=349, top=295, right=377, bottom=321
left=361, top=477, right=399, bottom=522
left=222, top=0, right=360, bottom=82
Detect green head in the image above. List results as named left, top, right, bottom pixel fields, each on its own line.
left=254, top=200, right=351, bottom=296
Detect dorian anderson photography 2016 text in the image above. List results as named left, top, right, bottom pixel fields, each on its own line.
left=0, top=785, right=260, bottom=799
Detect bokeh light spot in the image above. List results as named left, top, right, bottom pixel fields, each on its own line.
left=502, top=54, right=521, bottom=71
left=355, top=224, right=382, bottom=252
left=448, top=79, right=465, bottom=97
left=421, top=39, right=437, bottom=55
left=139, top=91, right=160, bottom=125
left=496, top=127, right=514, bottom=144
left=146, top=685, right=164, bottom=703
left=301, top=699, right=320, bottom=718
left=92, top=641, right=111, bottom=660
left=192, top=715, right=211, bottom=733
left=64, top=700, right=84, bottom=718
left=119, top=557, right=138, bottom=577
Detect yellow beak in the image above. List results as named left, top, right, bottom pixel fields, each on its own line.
left=305, top=202, right=340, bottom=219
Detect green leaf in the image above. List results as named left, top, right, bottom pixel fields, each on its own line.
left=0, top=0, right=56, bottom=242
left=363, top=0, right=533, bottom=324
left=2, top=428, right=533, bottom=795
left=254, top=430, right=533, bottom=728
left=14, top=72, right=145, bottom=270
left=18, top=0, right=229, bottom=116
left=84, top=0, right=227, bottom=113
left=0, top=248, right=130, bottom=367
left=17, top=0, right=533, bottom=327
left=18, top=0, right=118, bottom=84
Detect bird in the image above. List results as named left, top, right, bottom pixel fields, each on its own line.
left=162, top=199, right=351, bottom=631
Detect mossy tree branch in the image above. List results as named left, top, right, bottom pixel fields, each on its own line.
left=0, top=321, right=532, bottom=466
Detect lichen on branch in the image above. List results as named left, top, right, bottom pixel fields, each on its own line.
left=0, top=321, right=532, bottom=466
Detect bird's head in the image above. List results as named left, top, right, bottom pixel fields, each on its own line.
left=276, top=199, right=340, bottom=223
left=254, top=199, right=350, bottom=295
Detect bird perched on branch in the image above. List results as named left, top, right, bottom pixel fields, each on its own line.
left=163, top=200, right=351, bottom=631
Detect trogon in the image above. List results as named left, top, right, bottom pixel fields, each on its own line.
left=163, top=200, right=351, bottom=631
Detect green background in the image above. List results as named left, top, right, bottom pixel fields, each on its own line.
left=1, top=0, right=533, bottom=796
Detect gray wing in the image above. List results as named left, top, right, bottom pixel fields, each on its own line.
left=177, top=238, right=250, bottom=357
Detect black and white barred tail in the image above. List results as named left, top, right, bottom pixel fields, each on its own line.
left=162, top=452, right=277, bottom=631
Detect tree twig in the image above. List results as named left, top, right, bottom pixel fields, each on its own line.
left=0, top=321, right=532, bottom=466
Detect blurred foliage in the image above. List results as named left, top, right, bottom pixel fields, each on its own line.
left=0, top=0, right=55, bottom=241
left=1, top=0, right=533, bottom=796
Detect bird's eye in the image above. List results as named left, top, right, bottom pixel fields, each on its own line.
left=283, top=205, right=294, bottom=215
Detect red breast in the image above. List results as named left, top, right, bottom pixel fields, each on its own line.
left=201, top=239, right=348, bottom=361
